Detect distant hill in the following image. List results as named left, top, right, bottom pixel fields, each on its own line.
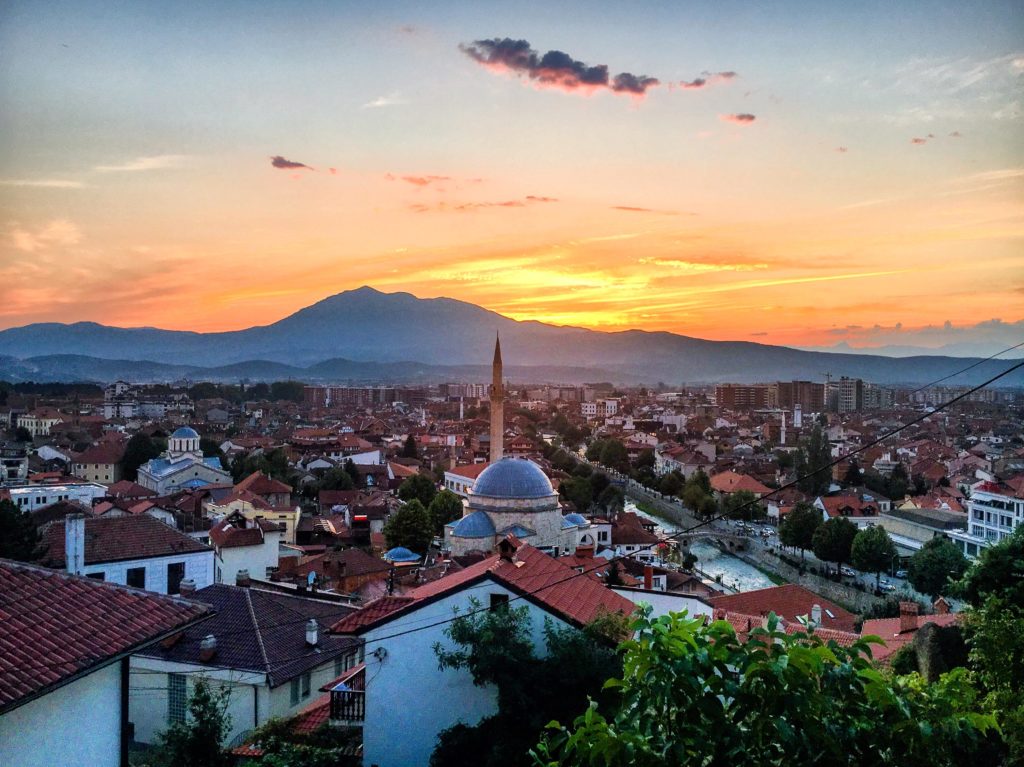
left=1, top=287, right=1021, bottom=386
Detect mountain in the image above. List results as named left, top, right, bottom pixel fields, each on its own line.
left=1, top=287, right=1021, bottom=386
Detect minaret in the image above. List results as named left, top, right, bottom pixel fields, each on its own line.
left=489, top=333, right=504, bottom=463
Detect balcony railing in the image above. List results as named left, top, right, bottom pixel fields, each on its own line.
left=330, top=689, right=365, bottom=722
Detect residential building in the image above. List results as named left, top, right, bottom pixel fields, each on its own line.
left=130, top=583, right=359, bottom=747
left=327, top=539, right=634, bottom=767
left=72, top=438, right=126, bottom=486
left=443, top=462, right=489, bottom=498
left=0, top=560, right=209, bottom=767
left=4, top=481, right=107, bottom=510
left=708, top=584, right=857, bottom=633
left=210, top=510, right=283, bottom=584
left=37, top=513, right=214, bottom=595
left=715, top=384, right=770, bottom=410
left=0, top=444, right=29, bottom=485
left=948, top=477, right=1024, bottom=559
left=16, top=409, right=63, bottom=438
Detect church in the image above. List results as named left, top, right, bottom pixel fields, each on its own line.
left=137, top=426, right=233, bottom=494
left=444, top=336, right=584, bottom=556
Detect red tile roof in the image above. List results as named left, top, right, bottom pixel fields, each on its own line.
left=235, top=471, right=292, bottom=496
left=0, top=559, right=210, bottom=713
left=73, top=441, right=125, bottom=466
left=710, top=470, right=772, bottom=496
left=447, top=462, right=490, bottom=480
left=332, top=544, right=635, bottom=635
left=330, top=596, right=416, bottom=633
left=37, top=514, right=211, bottom=567
left=861, top=612, right=961, bottom=662
left=709, top=584, right=857, bottom=632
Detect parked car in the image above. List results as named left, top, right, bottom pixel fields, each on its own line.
left=879, top=582, right=897, bottom=592
left=761, top=527, right=776, bottom=537
left=840, top=566, right=857, bottom=577
left=895, top=569, right=908, bottom=579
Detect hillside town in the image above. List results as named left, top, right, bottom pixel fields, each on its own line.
left=1, top=338, right=1022, bottom=766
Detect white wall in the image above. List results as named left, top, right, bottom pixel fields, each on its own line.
left=361, top=578, right=575, bottom=767
left=0, top=662, right=121, bottom=767
left=612, top=588, right=713, bottom=621
left=82, top=550, right=213, bottom=595
left=217, top=534, right=280, bottom=584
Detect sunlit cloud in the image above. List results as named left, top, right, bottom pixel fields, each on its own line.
left=8, top=220, right=82, bottom=252
left=94, top=155, right=186, bottom=172
left=677, top=71, right=738, bottom=89
left=362, top=93, right=408, bottom=109
left=0, top=179, right=86, bottom=189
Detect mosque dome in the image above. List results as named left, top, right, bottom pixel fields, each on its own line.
left=170, top=426, right=200, bottom=440
left=384, top=546, right=421, bottom=563
left=451, top=511, right=496, bottom=539
left=472, top=457, right=554, bottom=499
left=563, top=513, right=589, bottom=528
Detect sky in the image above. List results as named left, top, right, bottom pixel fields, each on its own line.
left=1, top=0, right=1022, bottom=355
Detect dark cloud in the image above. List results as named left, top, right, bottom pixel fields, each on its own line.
left=612, top=205, right=656, bottom=212
left=721, top=113, right=756, bottom=124
left=679, top=71, right=737, bottom=89
left=270, top=156, right=313, bottom=170
left=460, top=38, right=659, bottom=97
left=750, top=331, right=768, bottom=336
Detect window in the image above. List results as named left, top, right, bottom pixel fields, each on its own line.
left=126, top=567, right=146, bottom=589
left=168, top=674, right=187, bottom=724
left=290, top=677, right=300, bottom=705
left=489, top=593, right=509, bottom=611
left=302, top=672, right=311, bottom=698
left=334, top=652, right=355, bottom=677
left=86, top=572, right=105, bottom=581
left=167, top=562, right=185, bottom=595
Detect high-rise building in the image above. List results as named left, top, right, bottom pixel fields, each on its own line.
left=771, top=380, right=825, bottom=412
left=714, top=384, right=769, bottom=409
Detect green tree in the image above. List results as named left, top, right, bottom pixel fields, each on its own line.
left=596, top=485, right=625, bottom=516
left=269, top=380, right=305, bottom=402
left=658, top=472, right=683, bottom=497
left=120, top=433, right=164, bottom=481
left=0, top=499, right=39, bottom=561
left=428, top=489, right=464, bottom=534
left=842, top=458, right=861, bottom=487
left=697, top=495, right=719, bottom=520
left=14, top=426, right=32, bottom=443
left=244, top=715, right=359, bottom=767
left=957, top=525, right=1024, bottom=608
left=688, top=468, right=711, bottom=495
left=589, top=472, right=611, bottom=499
left=811, top=516, right=858, bottom=576
left=535, top=607, right=1003, bottom=767
left=909, top=536, right=968, bottom=597
left=798, top=424, right=833, bottom=496
left=851, top=524, right=898, bottom=588
left=318, top=467, right=354, bottom=491
left=231, top=447, right=290, bottom=484
left=402, top=434, right=419, bottom=459
left=585, top=440, right=606, bottom=463
left=150, top=676, right=232, bottom=767
left=634, top=449, right=655, bottom=472
left=779, top=502, right=821, bottom=561
left=384, top=499, right=433, bottom=553
left=598, top=440, right=629, bottom=472
left=722, top=490, right=759, bottom=521
left=199, top=437, right=224, bottom=461
left=559, top=476, right=593, bottom=512
left=397, top=473, right=437, bottom=508
left=432, top=600, right=625, bottom=767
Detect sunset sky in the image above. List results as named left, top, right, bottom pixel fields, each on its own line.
left=1, top=0, right=1022, bottom=354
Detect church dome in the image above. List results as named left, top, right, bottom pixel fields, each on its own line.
left=451, top=511, right=496, bottom=538
left=472, top=458, right=554, bottom=499
left=170, top=426, right=200, bottom=440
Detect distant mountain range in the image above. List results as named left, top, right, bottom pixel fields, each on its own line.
left=1, top=287, right=1021, bottom=386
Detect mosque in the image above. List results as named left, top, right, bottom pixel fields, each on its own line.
left=443, top=336, right=587, bottom=557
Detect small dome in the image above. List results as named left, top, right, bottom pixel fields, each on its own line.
left=563, top=513, right=589, bottom=528
left=170, top=426, right=200, bottom=440
left=472, top=457, right=554, bottom=499
left=451, top=511, right=496, bottom=539
left=384, top=546, right=421, bottom=563
left=560, top=516, right=579, bottom=530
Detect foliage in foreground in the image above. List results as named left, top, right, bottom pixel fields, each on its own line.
left=533, top=607, right=1003, bottom=767
left=149, top=677, right=232, bottom=767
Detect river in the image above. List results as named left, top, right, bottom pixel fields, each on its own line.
left=627, top=502, right=775, bottom=593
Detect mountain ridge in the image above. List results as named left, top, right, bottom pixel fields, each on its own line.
left=1, top=287, right=1021, bottom=386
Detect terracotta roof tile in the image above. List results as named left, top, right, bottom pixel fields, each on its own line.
left=709, top=584, right=857, bottom=632
left=0, top=559, right=210, bottom=713
left=37, top=514, right=211, bottom=567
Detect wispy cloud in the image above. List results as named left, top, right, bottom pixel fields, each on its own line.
left=9, top=219, right=82, bottom=252
left=720, top=113, right=756, bottom=124
left=677, top=71, right=737, bottom=89
left=270, top=155, right=314, bottom=170
left=639, top=258, right=768, bottom=273
left=94, top=155, right=186, bottom=172
left=386, top=173, right=451, bottom=186
left=362, top=93, right=408, bottom=109
left=0, top=179, right=85, bottom=188
left=409, top=196, right=558, bottom=213
left=460, top=38, right=660, bottom=97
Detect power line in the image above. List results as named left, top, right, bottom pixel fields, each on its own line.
left=908, top=339, right=1024, bottom=394
left=7, top=357, right=1022, bottom=677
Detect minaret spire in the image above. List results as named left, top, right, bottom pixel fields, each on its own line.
left=489, top=332, right=504, bottom=463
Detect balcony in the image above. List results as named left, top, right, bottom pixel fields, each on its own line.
left=324, top=662, right=365, bottom=725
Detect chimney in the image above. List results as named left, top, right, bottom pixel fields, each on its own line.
left=810, top=604, right=822, bottom=626
left=236, top=569, right=251, bottom=587
left=305, top=619, right=319, bottom=647
left=933, top=596, right=950, bottom=615
left=179, top=578, right=196, bottom=597
left=199, top=634, right=217, bottom=662
left=643, top=565, right=653, bottom=591
left=899, top=601, right=919, bottom=634
left=65, top=512, right=86, bottom=575
left=575, top=544, right=595, bottom=558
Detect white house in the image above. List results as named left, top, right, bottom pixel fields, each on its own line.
left=137, top=426, right=232, bottom=494
left=0, top=560, right=210, bottom=767
left=38, top=513, right=214, bottom=595
left=327, top=540, right=635, bottom=767
left=6, top=481, right=107, bottom=510
left=210, top=510, right=282, bottom=584
left=130, top=583, right=360, bottom=747
left=948, top=477, right=1024, bottom=559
